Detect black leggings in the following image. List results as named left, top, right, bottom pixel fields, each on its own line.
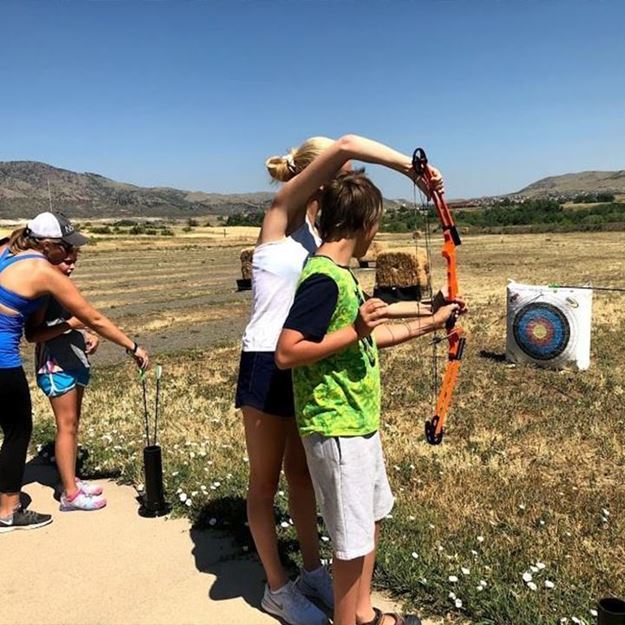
left=0, top=367, right=32, bottom=493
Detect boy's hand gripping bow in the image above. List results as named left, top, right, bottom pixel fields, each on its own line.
left=413, top=148, right=466, bottom=445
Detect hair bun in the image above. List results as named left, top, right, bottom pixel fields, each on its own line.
left=265, top=152, right=297, bottom=182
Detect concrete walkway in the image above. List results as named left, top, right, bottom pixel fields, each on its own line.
left=2, top=461, right=439, bottom=625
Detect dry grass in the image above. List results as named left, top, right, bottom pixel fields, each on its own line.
left=21, top=230, right=625, bottom=624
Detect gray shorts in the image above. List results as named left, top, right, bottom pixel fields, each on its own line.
left=302, top=431, right=394, bottom=561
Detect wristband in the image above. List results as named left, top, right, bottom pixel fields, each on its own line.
left=126, top=341, right=139, bottom=356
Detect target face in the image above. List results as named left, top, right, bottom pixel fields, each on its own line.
left=512, top=303, right=571, bottom=361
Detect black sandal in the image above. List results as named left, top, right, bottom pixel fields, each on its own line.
left=361, top=607, right=422, bottom=625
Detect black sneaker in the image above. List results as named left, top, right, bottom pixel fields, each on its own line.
left=0, top=509, right=53, bottom=533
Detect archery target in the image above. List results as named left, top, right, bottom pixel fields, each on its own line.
left=506, top=282, right=592, bottom=370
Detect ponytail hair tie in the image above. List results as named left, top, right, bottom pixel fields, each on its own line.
left=285, top=154, right=297, bottom=175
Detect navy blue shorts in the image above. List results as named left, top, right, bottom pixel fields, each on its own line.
left=235, top=351, right=295, bottom=418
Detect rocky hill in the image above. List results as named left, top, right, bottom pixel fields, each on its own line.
left=515, top=170, right=625, bottom=198
left=0, top=161, right=274, bottom=219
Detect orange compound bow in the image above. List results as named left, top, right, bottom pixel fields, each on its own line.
left=412, top=148, right=466, bottom=445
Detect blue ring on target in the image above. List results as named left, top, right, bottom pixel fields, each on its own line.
left=513, top=302, right=571, bottom=361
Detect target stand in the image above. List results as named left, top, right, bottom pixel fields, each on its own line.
left=506, top=282, right=592, bottom=370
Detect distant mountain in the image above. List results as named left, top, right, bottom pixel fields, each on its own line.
left=2, top=161, right=623, bottom=220
left=0, top=161, right=274, bottom=219
left=515, top=170, right=625, bottom=198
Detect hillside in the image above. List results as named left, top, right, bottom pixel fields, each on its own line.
left=516, top=169, right=625, bottom=198
left=0, top=161, right=274, bottom=219
left=2, top=160, right=624, bottom=219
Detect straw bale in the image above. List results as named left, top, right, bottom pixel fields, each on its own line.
left=358, top=240, right=386, bottom=263
left=240, top=247, right=255, bottom=280
left=375, top=248, right=429, bottom=288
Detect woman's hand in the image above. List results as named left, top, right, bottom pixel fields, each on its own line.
left=412, top=164, right=444, bottom=198
left=84, top=332, right=99, bottom=355
left=133, top=346, right=150, bottom=370
left=355, top=298, right=389, bottom=338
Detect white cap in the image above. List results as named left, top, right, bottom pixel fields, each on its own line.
left=26, top=212, right=89, bottom=246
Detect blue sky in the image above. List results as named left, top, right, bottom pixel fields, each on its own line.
left=1, top=0, right=623, bottom=199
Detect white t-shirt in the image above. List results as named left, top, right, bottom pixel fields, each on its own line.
left=241, top=218, right=321, bottom=352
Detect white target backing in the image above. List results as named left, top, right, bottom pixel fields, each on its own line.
left=506, top=282, right=592, bottom=370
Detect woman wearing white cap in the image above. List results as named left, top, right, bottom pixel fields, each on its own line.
left=0, top=212, right=148, bottom=532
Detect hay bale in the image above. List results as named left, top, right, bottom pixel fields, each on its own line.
left=375, top=248, right=429, bottom=289
left=412, top=230, right=422, bottom=241
left=358, top=240, right=386, bottom=264
left=240, top=247, right=254, bottom=280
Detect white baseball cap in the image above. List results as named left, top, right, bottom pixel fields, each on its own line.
left=26, top=212, right=89, bottom=247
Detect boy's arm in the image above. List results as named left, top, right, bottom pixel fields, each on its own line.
left=276, top=326, right=361, bottom=369
left=386, top=301, right=433, bottom=319
left=275, top=274, right=343, bottom=369
left=276, top=278, right=388, bottom=369
left=373, top=303, right=462, bottom=349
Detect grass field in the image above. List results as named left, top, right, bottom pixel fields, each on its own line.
left=18, top=230, right=625, bottom=625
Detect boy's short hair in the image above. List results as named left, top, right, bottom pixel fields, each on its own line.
left=318, top=169, right=383, bottom=241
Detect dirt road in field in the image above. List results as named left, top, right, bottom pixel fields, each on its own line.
left=4, top=462, right=442, bottom=625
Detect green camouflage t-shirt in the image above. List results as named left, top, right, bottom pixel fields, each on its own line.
left=292, top=256, right=380, bottom=437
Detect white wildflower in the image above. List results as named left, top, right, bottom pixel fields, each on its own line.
left=411, top=552, right=419, bottom=559
left=280, top=521, right=289, bottom=528
left=527, top=582, right=537, bottom=591
left=602, top=508, right=610, bottom=517
left=522, top=572, right=533, bottom=583
left=590, top=609, right=598, bottom=617
left=518, top=503, right=526, bottom=510
left=530, top=565, right=539, bottom=573
left=536, top=561, right=546, bottom=570
left=461, top=567, right=470, bottom=575
left=545, top=580, right=555, bottom=589
left=185, top=499, right=192, bottom=507
left=179, top=492, right=187, bottom=502
left=477, top=535, right=484, bottom=542
left=455, top=598, right=463, bottom=609
left=448, top=592, right=456, bottom=600
left=321, top=536, right=330, bottom=542
left=448, top=575, right=458, bottom=583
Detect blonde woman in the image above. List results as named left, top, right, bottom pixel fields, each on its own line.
left=0, top=212, right=148, bottom=532
left=235, top=135, right=441, bottom=625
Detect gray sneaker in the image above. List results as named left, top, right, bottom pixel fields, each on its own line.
left=0, top=509, right=52, bottom=533
left=296, top=565, right=334, bottom=610
left=261, top=580, right=328, bottom=625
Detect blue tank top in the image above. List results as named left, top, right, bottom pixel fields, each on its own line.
left=0, top=248, right=46, bottom=368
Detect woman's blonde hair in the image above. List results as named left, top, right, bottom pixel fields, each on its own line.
left=265, top=136, right=335, bottom=183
